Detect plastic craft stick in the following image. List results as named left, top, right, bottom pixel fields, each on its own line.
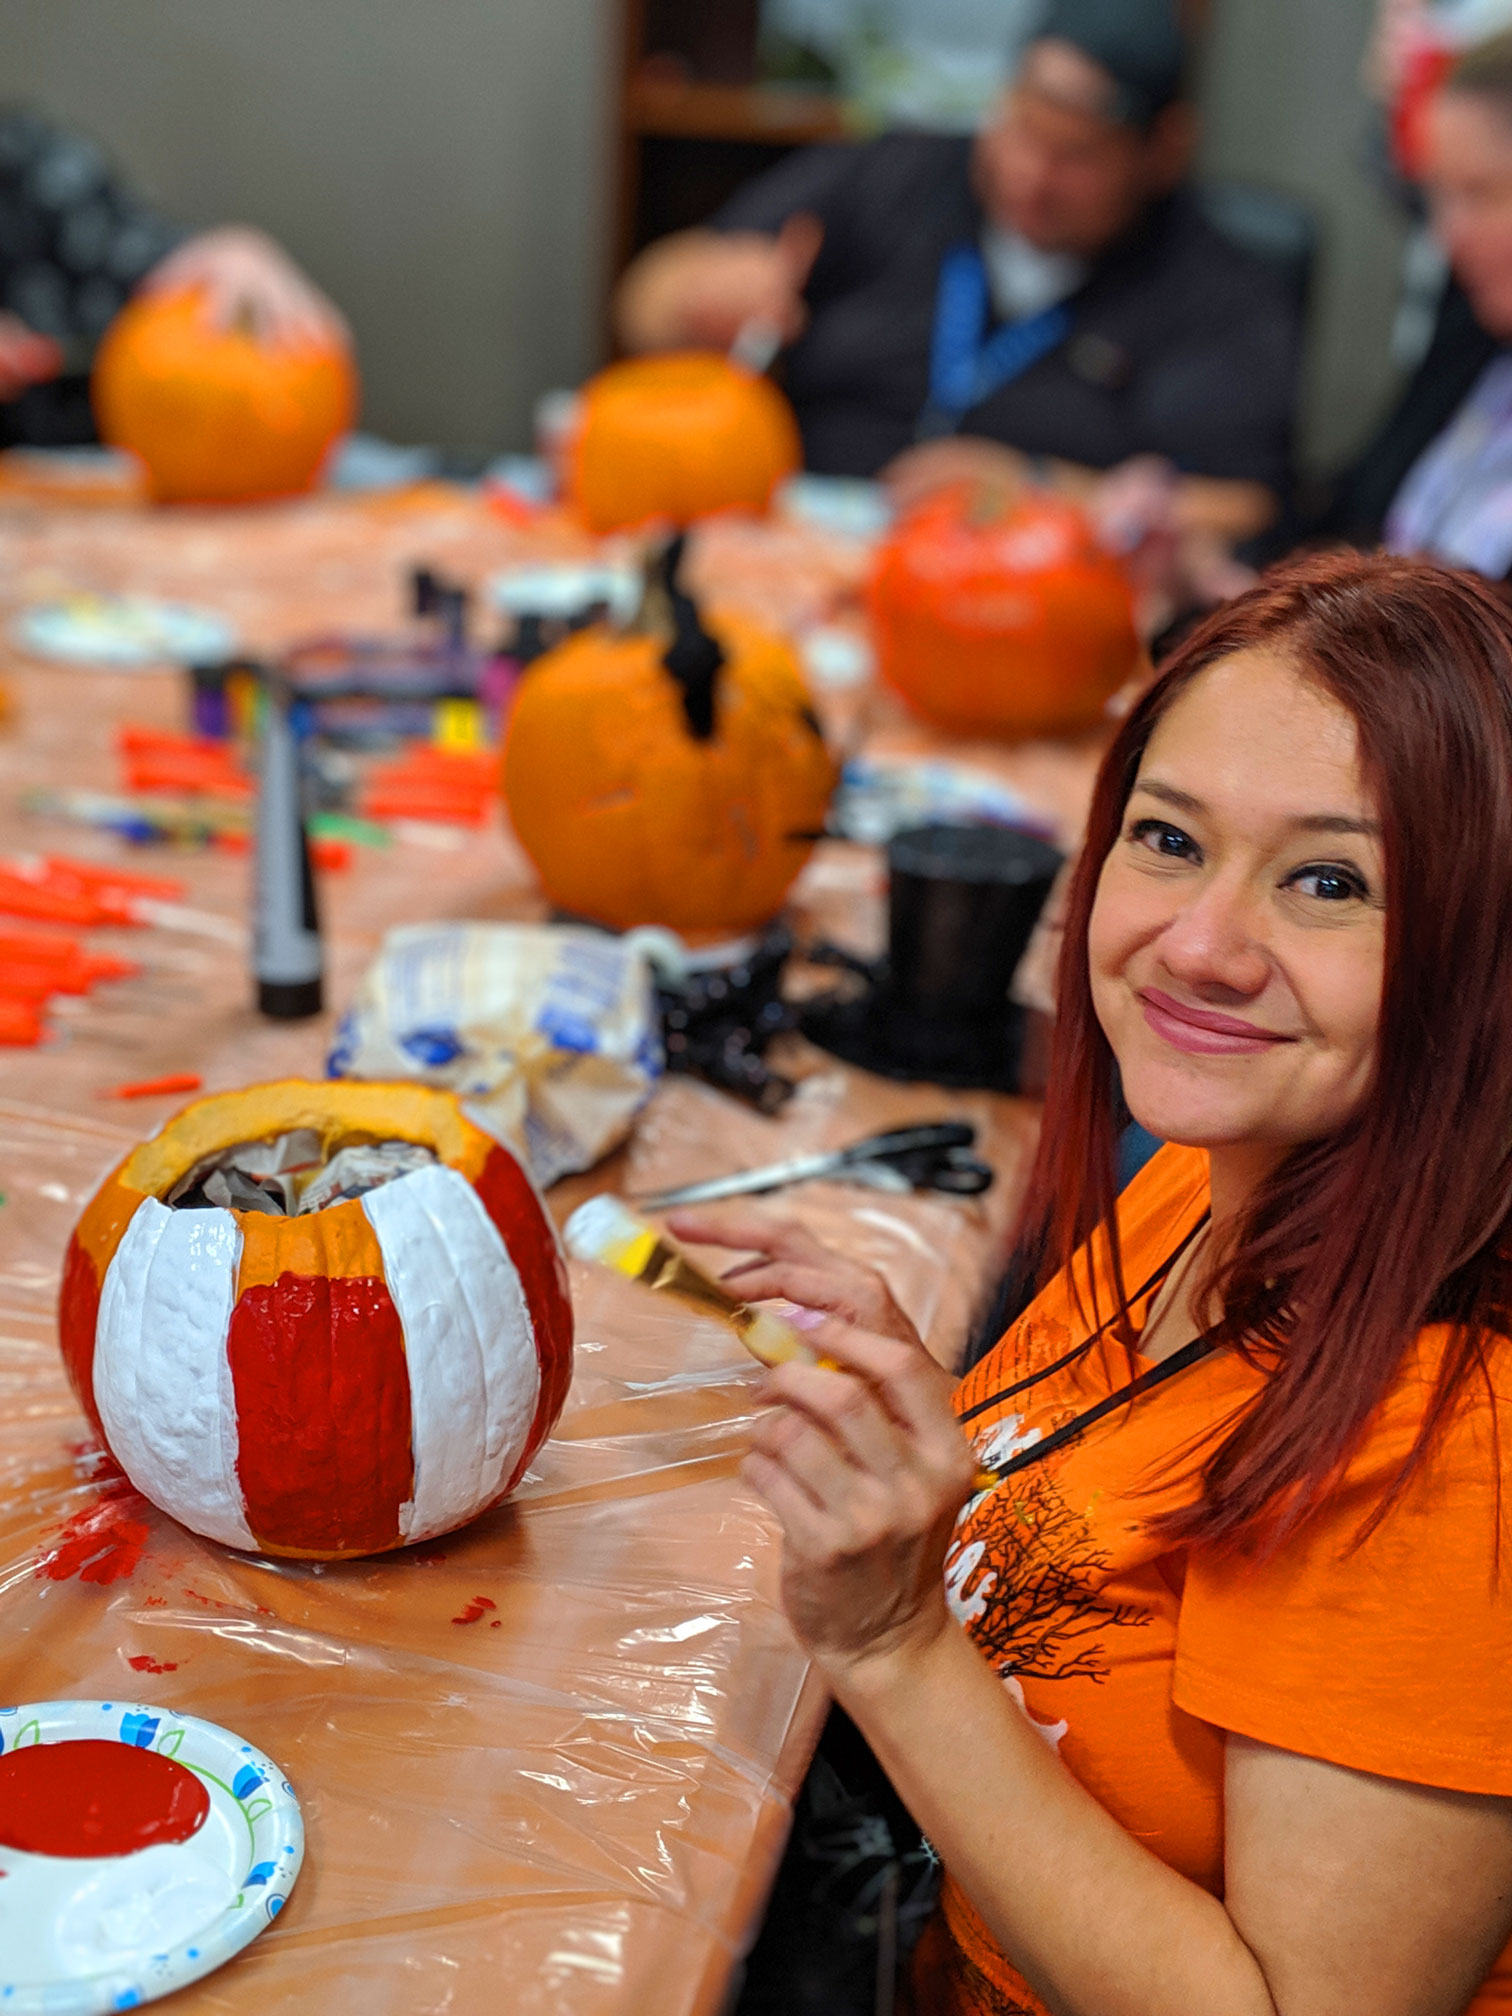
left=0, top=996, right=47, bottom=1046
left=102, top=1073, right=204, bottom=1101
left=39, top=855, right=185, bottom=903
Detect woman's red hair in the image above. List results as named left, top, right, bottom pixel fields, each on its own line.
left=1020, top=549, right=1512, bottom=1546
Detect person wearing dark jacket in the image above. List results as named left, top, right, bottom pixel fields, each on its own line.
left=614, top=0, right=1300, bottom=544
left=0, top=104, right=347, bottom=449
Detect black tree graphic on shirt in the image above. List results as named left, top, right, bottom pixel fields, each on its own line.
left=949, top=1461, right=1150, bottom=1686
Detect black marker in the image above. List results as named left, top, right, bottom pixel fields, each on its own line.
left=253, top=674, right=323, bottom=1019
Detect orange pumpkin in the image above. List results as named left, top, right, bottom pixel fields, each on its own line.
left=58, top=1079, right=573, bottom=1561
left=503, top=556, right=835, bottom=938
left=869, top=487, right=1142, bottom=739
left=92, top=288, right=358, bottom=505
left=567, top=352, right=801, bottom=534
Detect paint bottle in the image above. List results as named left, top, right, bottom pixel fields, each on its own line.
left=253, top=675, right=323, bottom=1019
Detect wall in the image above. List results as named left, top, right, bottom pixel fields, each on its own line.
left=1, top=0, right=1409, bottom=467
left=1, top=0, right=617, bottom=450
left=1198, top=0, right=1409, bottom=470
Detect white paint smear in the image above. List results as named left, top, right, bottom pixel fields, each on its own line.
left=93, top=1200, right=255, bottom=1549
left=363, top=1164, right=540, bottom=1542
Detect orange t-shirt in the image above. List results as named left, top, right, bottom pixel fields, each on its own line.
left=917, top=1143, right=1512, bottom=2016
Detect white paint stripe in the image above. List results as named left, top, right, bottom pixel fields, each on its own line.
left=94, top=1199, right=255, bottom=1550
left=363, top=1164, right=540, bottom=1543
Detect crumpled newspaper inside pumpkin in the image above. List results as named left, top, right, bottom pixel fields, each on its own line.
left=327, top=922, right=662, bottom=1186
left=166, top=1130, right=436, bottom=1216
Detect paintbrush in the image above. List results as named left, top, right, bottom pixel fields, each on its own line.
left=563, top=1196, right=1000, bottom=1493
left=564, top=1195, right=816, bottom=1367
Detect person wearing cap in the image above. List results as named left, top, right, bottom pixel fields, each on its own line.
left=0, top=104, right=348, bottom=448
left=615, top=0, right=1300, bottom=541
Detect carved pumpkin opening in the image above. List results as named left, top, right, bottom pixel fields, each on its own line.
left=59, top=1081, right=574, bottom=1561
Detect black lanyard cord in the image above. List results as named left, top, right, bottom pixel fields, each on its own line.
left=980, top=1330, right=1222, bottom=1486
left=958, top=1214, right=1211, bottom=1427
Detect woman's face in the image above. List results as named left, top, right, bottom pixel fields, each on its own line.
left=1424, top=89, right=1512, bottom=340
left=1088, top=650, right=1386, bottom=1155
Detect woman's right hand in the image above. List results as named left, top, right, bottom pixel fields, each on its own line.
left=665, top=1201, right=927, bottom=1351
left=614, top=216, right=823, bottom=354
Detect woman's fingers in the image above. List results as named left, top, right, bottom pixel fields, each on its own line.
left=665, top=1202, right=830, bottom=1263
left=750, top=1398, right=873, bottom=1509
left=790, top=1316, right=975, bottom=1476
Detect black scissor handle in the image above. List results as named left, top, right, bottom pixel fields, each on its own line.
left=926, top=1152, right=994, bottom=1196
left=838, top=1122, right=978, bottom=1167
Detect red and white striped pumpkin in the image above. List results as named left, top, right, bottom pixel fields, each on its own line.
left=58, top=1080, right=574, bottom=1560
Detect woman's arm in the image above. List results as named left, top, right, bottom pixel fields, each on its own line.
left=752, top=1315, right=1512, bottom=2016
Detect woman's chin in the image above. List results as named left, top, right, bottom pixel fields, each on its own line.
left=1120, top=1074, right=1271, bottom=1154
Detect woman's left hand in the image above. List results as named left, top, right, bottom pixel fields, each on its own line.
left=745, top=1311, right=979, bottom=1683
left=139, top=227, right=350, bottom=351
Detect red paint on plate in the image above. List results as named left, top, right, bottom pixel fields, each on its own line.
left=228, top=1271, right=413, bottom=1555
left=0, top=1740, right=209, bottom=1858
left=39, top=1485, right=151, bottom=1584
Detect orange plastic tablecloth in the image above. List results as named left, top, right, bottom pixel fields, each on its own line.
left=0, top=489, right=1090, bottom=2013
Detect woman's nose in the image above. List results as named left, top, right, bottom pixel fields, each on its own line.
left=1156, top=879, right=1271, bottom=999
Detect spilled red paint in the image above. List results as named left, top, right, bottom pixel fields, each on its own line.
left=227, top=1271, right=413, bottom=1555
left=0, top=1740, right=209, bottom=1857
left=452, top=1595, right=497, bottom=1625
left=127, top=1655, right=178, bottom=1674
left=39, top=1484, right=150, bottom=1585
left=143, top=1595, right=167, bottom=1608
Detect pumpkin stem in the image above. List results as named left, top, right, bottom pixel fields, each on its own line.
left=658, top=533, right=723, bottom=741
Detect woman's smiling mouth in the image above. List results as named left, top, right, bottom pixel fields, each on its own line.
left=1138, top=987, right=1296, bottom=1057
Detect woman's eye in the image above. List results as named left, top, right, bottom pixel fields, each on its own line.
left=1288, top=863, right=1369, bottom=903
left=1128, top=817, right=1198, bottom=862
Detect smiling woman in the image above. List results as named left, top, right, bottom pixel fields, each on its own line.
left=676, top=549, right=1512, bottom=2016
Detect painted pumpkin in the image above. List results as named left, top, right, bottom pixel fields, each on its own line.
left=92, top=288, right=357, bottom=505
left=503, top=545, right=836, bottom=938
left=869, top=487, right=1142, bottom=740
left=57, top=1080, right=573, bottom=1560
left=567, top=352, right=800, bottom=534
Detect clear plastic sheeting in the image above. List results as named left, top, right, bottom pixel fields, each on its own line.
left=0, top=1068, right=1031, bottom=2014
left=0, top=490, right=1062, bottom=2013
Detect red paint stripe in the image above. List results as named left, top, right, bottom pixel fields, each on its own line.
left=58, top=1233, right=105, bottom=1439
left=227, top=1272, right=414, bottom=1555
left=473, top=1146, right=574, bottom=1493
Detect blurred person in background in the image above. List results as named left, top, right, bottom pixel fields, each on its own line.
left=615, top=0, right=1300, bottom=544
left=1092, top=25, right=1512, bottom=615
left=1333, top=28, right=1512, bottom=574
left=0, top=105, right=348, bottom=448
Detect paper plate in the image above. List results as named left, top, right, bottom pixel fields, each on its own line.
left=13, top=596, right=237, bottom=668
left=0, top=1699, right=303, bottom=2014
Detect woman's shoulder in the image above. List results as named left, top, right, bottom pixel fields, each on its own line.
left=1174, top=1318, right=1512, bottom=1797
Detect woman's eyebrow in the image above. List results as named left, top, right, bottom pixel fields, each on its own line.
left=1131, top=780, right=1380, bottom=838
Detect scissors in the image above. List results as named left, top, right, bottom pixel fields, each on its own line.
left=632, top=1122, right=994, bottom=1211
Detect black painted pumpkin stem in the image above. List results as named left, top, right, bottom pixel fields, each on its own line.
left=658, top=533, right=723, bottom=741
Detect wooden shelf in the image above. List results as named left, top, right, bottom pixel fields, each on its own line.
left=624, top=77, right=849, bottom=146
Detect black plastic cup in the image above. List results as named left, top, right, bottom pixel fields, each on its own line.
left=886, top=824, right=1064, bottom=1019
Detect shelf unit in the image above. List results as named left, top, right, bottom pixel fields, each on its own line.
left=612, top=0, right=849, bottom=286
